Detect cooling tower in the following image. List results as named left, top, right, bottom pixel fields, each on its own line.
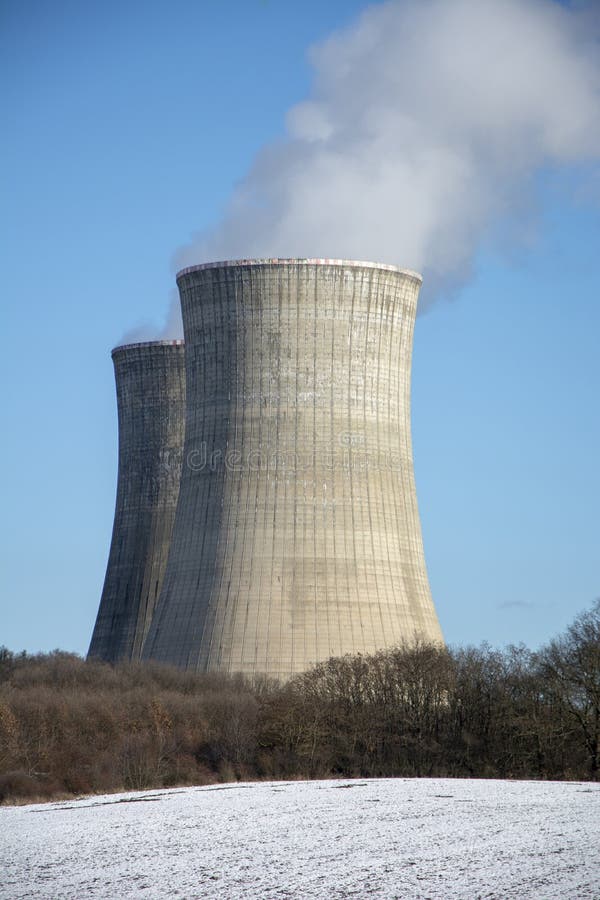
left=142, top=259, right=443, bottom=679
left=89, top=340, right=185, bottom=663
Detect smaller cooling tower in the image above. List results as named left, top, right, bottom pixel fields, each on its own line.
left=88, top=340, right=185, bottom=663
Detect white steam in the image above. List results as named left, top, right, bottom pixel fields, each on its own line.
left=159, top=0, right=600, bottom=337
left=120, top=288, right=183, bottom=345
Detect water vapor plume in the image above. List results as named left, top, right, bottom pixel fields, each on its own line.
left=170, top=0, right=600, bottom=323
left=120, top=289, right=182, bottom=347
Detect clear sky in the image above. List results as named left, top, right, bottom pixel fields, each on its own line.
left=2, top=0, right=599, bottom=656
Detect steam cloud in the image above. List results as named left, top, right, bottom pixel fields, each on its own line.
left=152, top=0, right=600, bottom=340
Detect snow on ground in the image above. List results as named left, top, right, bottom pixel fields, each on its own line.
left=1, top=778, right=599, bottom=899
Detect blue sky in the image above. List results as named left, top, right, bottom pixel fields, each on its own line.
left=2, top=0, right=599, bottom=655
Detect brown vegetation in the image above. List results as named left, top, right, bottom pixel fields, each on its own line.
left=1, top=601, right=598, bottom=804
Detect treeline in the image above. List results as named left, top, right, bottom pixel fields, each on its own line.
left=0, top=601, right=598, bottom=803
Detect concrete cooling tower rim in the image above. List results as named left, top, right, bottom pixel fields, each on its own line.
left=112, top=339, right=185, bottom=356
left=176, top=258, right=423, bottom=283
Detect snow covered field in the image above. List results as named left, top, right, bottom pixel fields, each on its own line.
left=2, top=778, right=599, bottom=899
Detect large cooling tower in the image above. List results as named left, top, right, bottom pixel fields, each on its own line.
left=143, top=259, right=443, bottom=679
left=89, top=340, right=185, bottom=663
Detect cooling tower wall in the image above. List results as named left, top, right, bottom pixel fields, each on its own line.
left=89, top=340, right=185, bottom=663
left=142, top=259, right=443, bottom=679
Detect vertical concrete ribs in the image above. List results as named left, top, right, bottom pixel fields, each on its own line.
left=141, top=259, right=443, bottom=679
left=88, top=340, right=185, bottom=663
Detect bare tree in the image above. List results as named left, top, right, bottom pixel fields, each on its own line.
left=539, top=600, right=600, bottom=779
